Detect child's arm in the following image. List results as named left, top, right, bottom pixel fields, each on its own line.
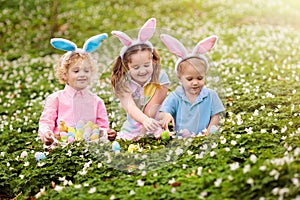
left=205, top=113, right=221, bottom=135
left=157, top=112, right=175, bottom=130
left=38, top=94, right=58, bottom=144
left=118, top=92, right=160, bottom=131
left=144, top=84, right=168, bottom=118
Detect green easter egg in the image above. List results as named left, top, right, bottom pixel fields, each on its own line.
left=161, top=131, right=170, bottom=141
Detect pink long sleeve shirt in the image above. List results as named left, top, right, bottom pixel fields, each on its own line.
left=38, top=84, right=109, bottom=136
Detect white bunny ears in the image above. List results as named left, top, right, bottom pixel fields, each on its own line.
left=111, top=18, right=156, bottom=59
left=160, top=34, right=218, bottom=73
left=50, top=33, right=108, bottom=53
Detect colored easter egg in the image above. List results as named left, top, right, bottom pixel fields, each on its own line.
left=161, top=131, right=170, bottom=141
left=112, top=141, right=121, bottom=152
left=90, top=133, right=99, bottom=141
left=68, top=136, right=75, bottom=143
left=76, top=120, right=85, bottom=129
left=128, top=144, right=137, bottom=153
left=34, top=152, right=46, bottom=162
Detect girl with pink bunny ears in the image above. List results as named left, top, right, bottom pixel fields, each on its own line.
left=39, top=34, right=116, bottom=145
left=111, top=18, right=170, bottom=141
left=158, top=34, right=225, bottom=137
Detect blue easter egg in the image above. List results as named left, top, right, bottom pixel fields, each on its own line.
left=35, top=152, right=46, bottom=162
left=112, top=141, right=121, bottom=152
left=68, top=131, right=75, bottom=138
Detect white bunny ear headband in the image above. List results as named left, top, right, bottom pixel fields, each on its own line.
left=160, top=34, right=218, bottom=74
left=50, top=33, right=108, bottom=64
left=111, top=18, right=156, bottom=59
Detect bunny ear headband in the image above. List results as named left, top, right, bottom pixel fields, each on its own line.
left=50, top=33, right=108, bottom=64
left=111, top=18, right=156, bottom=59
left=160, top=34, right=218, bottom=73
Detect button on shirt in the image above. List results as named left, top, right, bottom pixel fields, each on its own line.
left=160, top=86, right=225, bottom=135
left=38, top=84, right=109, bottom=136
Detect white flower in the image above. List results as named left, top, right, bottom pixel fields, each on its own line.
left=211, top=143, right=218, bottom=149
left=24, top=161, right=29, bottom=167
left=37, top=162, right=45, bottom=167
left=110, top=195, right=115, bottom=200
left=141, top=171, right=147, bottom=176
left=168, top=178, right=176, bottom=184
left=294, top=147, right=300, bottom=157
left=175, top=148, right=183, bottom=155
left=239, top=147, right=245, bottom=154
left=291, top=178, right=299, bottom=187
left=66, top=150, right=72, bottom=157
left=229, top=162, right=239, bottom=171
left=182, top=164, right=187, bottom=169
left=281, top=126, right=287, bottom=133
left=83, top=183, right=89, bottom=187
left=272, top=187, right=279, bottom=195
left=260, top=129, right=267, bottom=133
left=98, top=163, right=103, bottom=168
left=171, top=187, right=176, bottom=193
left=54, top=185, right=64, bottom=192
left=259, top=165, right=267, bottom=171
left=166, top=155, right=171, bottom=162
left=279, top=188, right=289, bottom=196
left=197, top=167, right=203, bottom=176
left=19, top=174, right=24, bottom=179
left=20, top=151, right=28, bottom=159
left=59, top=176, right=66, bottom=181
left=74, top=184, right=82, bottom=189
left=210, top=151, right=216, bottom=157
left=253, top=109, right=259, bottom=116
left=138, top=163, right=145, bottom=170
left=137, top=180, right=144, bottom=187
left=220, top=138, right=227, bottom=144
left=88, top=187, right=96, bottom=194
left=270, top=169, right=280, bottom=180
left=224, top=147, right=230, bottom=152
left=214, top=178, right=222, bottom=187
left=199, top=191, right=208, bottom=199
left=153, top=173, right=158, bottom=177
left=247, top=178, right=254, bottom=186
left=245, top=127, right=253, bottom=134
left=228, top=175, right=234, bottom=181
left=231, top=140, right=237, bottom=146
left=236, top=134, right=241, bottom=139
left=187, top=150, right=193, bottom=155
left=250, top=154, right=257, bottom=163
left=243, top=164, right=251, bottom=174
left=1, top=152, right=5, bottom=157
left=129, top=190, right=135, bottom=195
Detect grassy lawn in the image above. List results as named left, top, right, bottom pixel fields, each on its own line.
left=1, top=0, right=300, bottom=199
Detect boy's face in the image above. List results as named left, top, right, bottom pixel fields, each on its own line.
left=128, top=50, right=153, bottom=86
left=178, top=58, right=206, bottom=97
left=66, top=59, right=92, bottom=91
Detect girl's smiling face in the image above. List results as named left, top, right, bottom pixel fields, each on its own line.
left=66, top=59, right=92, bottom=90
left=128, top=50, right=154, bottom=86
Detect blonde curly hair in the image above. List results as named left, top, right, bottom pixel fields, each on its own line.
left=55, top=52, right=96, bottom=84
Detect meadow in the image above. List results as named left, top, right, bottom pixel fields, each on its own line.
left=1, top=0, right=300, bottom=199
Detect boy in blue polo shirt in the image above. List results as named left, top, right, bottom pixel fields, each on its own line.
left=158, top=34, right=225, bottom=136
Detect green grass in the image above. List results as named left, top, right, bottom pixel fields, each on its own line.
left=1, top=0, right=300, bottom=199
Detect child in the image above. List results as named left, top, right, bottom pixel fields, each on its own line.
left=111, top=18, right=170, bottom=141
left=158, top=34, right=225, bottom=136
left=39, top=33, right=116, bottom=145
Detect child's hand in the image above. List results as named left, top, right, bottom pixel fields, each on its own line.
left=142, top=117, right=161, bottom=131
left=41, top=131, right=54, bottom=145
left=107, top=129, right=117, bottom=141
left=160, top=113, right=175, bottom=130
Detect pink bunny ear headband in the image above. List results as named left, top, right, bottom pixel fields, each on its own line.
left=160, top=34, right=218, bottom=74
left=50, top=33, right=108, bottom=64
left=111, top=18, right=156, bottom=59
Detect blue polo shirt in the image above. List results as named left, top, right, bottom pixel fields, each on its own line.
left=160, top=86, right=225, bottom=135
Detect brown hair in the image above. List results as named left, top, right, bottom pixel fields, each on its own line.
left=111, top=44, right=161, bottom=96
left=55, top=52, right=96, bottom=84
